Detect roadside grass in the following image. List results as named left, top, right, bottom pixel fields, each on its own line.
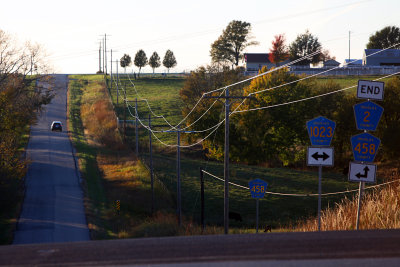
left=68, top=75, right=181, bottom=239
left=68, top=77, right=109, bottom=239
left=140, top=152, right=359, bottom=230
left=295, top=181, right=400, bottom=231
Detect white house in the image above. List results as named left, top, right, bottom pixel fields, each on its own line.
left=243, top=53, right=275, bottom=72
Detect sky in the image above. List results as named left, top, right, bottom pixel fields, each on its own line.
left=1, top=0, right=399, bottom=74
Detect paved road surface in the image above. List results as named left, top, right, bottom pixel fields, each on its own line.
left=2, top=230, right=400, bottom=266
left=13, top=74, right=89, bottom=244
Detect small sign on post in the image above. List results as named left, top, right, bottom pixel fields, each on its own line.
left=307, top=147, right=334, bottom=166
left=351, top=132, right=381, bottom=163
left=349, top=162, right=377, bottom=183
left=248, top=179, right=268, bottom=234
left=306, top=116, right=336, bottom=146
left=357, top=80, right=384, bottom=100
left=353, top=101, right=384, bottom=131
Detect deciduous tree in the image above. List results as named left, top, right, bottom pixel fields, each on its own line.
left=289, top=30, right=322, bottom=65
left=134, top=49, right=147, bottom=77
left=210, top=20, right=258, bottom=66
left=268, top=34, right=288, bottom=66
left=148, top=52, right=161, bottom=74
left=120, top=54, right=132, bottom=72
left=366, top=26, right=400, bottom=49
left=162, top=50, right=177, bottom=74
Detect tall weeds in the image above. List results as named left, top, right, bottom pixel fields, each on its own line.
left=296, top=182, right=400, bottom=231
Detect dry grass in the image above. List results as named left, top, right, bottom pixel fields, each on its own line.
left=80, top=82, right=123, bottom=149
left=295, top=180, right=400, bottom=231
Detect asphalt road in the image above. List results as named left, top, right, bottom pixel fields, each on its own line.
left=12, top=74, right=89, bottom=244
left=2, top=230, right=400, bottom=266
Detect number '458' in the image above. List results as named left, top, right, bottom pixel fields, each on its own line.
left=354, top=143, right=376, bottom=155
left=251, top=185, right=265, bottom=193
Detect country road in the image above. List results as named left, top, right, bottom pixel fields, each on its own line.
left=13, top=74, right=89, bottom=244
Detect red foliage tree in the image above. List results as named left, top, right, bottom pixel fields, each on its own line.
left=268, top=34, right=289, bottom=66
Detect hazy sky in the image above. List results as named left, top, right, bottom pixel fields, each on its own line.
left=1, top=0, right=399, bottom=73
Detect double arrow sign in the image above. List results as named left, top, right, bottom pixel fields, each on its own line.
left=307, top=147, right=334, bottom=166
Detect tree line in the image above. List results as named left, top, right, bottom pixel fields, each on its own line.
left=210, top=20, right=400, bottom=68
left=0, top=29, right=52, bottom=234
left=120, top=49, right=177, bottom=77
left=180, top=21, right=400, bottom=167
left=180, top=66, right=400, bottom=168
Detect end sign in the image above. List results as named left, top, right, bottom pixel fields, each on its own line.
left=357, top=80, right=384, bottom=101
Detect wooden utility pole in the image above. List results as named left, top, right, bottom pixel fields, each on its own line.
left=99, top=42, right=102, bottom=73
left=204, top=89, right=254, bottom=234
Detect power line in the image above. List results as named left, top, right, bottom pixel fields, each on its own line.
left=201, top=169, right=400, bottom=197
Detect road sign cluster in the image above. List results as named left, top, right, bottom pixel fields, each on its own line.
left=349, top=80, right=384, bottom=184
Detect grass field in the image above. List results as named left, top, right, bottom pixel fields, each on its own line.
left=109, top=74, right=185, bottom=146
left=105, top=74, right=384, bottom=230
left=140, top=152, right=359, bottom=229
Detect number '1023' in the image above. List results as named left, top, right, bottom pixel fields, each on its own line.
left=308, top=126, right=334, bottom=138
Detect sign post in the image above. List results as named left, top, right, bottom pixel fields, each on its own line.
left=248, top=179, right=268, bottom=233
left=306, top=116, right=336, bottom=231
left=350, top=80, right=384, bottom=230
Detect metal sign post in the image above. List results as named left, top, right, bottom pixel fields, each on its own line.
left=248, top=179, right=268, bottom=234
left=306, top=116, right=336, bottom=232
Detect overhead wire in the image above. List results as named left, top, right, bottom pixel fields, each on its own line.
left=123, top=43, right=400, bottom=148
left=201, top=169, right=400, bottom=197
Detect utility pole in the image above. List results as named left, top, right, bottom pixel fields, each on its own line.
left=349, top=31, right=351, bottom=64
left=110, top=49, right=113, bottom=92
left=104, top=34, right=107, bottom=75
left=102, top=37, right=105, bottom=76
left=99, top=42, right=102, bottom=73
left=204, top=89, right=254, bottom=234
left=146, top=115, right=168, bottom=215
left=224, top=88, right=229, bottom=235
left=133, top=99, right=147, bottom=157
left=135, top=98, right=139, bottom=156
left=151, top=125, right=195, bottom=226
left=177, top=125, right=181, bottom=226
left=149, top=114, right=154, bottom=215
left=116, top=59, right=119, bottom=105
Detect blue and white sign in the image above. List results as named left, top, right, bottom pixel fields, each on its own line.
left=248, top=179, right=268, bottom=199
left=354, top=101, right=383, bottom=131
left=351, top=132, right=381, bottom=162
left=306, top=116, right=336, bottom=146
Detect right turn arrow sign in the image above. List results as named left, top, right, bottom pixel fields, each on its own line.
left=349, top=162, right=376, bottom=183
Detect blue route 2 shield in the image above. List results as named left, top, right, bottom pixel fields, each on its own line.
left=306, top=116, right=336, bottom=146
left=353, top=101, right=383, bottom=131
left=248, top=179, right=268, bottom=199
left=351, top=132, right=380, bottom=162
